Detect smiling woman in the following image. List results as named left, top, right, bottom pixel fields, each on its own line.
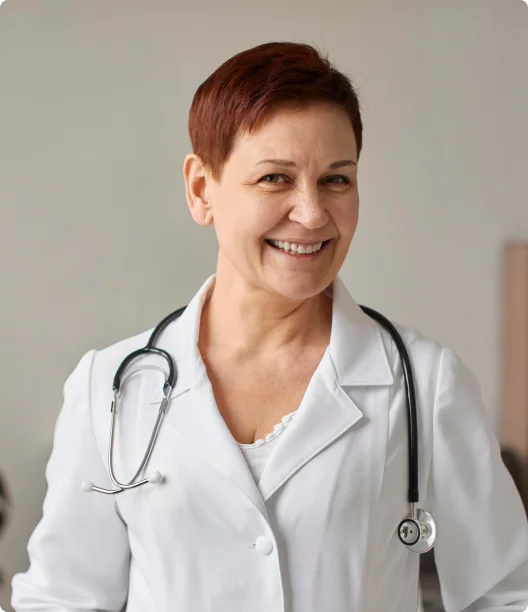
left=11, top=41, right=528, bottom=612
left=185, top=109, right=360, bottom=310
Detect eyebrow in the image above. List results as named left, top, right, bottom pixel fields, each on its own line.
left=255, top=159, right=357, bottom=169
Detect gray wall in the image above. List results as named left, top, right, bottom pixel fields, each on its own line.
left=0, top=0, right=527, bottom=608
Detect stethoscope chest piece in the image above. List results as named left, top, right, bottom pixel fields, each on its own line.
left=398, top=509, right=437, bottom=553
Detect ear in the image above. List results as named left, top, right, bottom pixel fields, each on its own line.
left=183, top=154, right=214, bottom=226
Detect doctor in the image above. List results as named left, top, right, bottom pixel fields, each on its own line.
left=12, top=41, right=528, bottom=611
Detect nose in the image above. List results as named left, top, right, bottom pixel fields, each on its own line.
left=287, top=188, right=329, bottom=230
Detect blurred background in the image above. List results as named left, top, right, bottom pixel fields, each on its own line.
left=0, top=0, right=527, bottom=609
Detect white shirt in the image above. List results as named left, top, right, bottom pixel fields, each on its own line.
left=238, top=410, right=298, bottom=485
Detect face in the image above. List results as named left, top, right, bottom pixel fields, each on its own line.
left=184, top=102, right=360, bottom=301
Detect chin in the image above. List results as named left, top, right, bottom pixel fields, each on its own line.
left=266, top=272, right=334, bottom=302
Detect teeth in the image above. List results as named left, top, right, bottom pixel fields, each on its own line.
left=270, top=240, right=324, bottom=254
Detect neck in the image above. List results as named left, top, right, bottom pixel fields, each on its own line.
left=199, top=273, right=332, bottom=362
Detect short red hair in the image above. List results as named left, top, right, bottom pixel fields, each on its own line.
left=188, top=41, right=363, bottom=182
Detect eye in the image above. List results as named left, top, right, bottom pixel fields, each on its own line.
left=260, top=174, right=286, bottom=184
left=259, top=174, right=352, bottom=185
left=325, top=175, right=351, bottom=185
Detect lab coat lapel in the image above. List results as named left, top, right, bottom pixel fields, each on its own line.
left=167, top=370, right=269, bottom=517
left=147, top=275, right=269, bottom=518
left=258, top=274, right=394, bottom=501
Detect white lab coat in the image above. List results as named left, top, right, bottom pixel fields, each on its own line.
left=12, top=274, right=528, bottom=612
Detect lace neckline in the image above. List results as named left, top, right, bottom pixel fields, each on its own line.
left=237, top=410, right=298, bottom=448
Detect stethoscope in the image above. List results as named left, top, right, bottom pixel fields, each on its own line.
left=81, top=303, right=437, bottom=554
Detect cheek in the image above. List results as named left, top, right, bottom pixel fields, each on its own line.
left=212, top=203, right=247, bottom=243
left=214, top=211, right=266, bottom=256
left=335, top=200, right=359, bottom=239
left=240, top=207, right=284, bottom=243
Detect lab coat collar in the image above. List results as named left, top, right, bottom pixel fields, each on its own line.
left=328, top=274, right=394, bottom=386
left=149, top=272, right=393, bottom=403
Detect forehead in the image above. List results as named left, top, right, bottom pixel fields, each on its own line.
left=231, top=102, right=357, bottom=164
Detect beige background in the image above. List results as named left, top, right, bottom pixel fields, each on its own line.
left=0, top=0, right=527, bottom=608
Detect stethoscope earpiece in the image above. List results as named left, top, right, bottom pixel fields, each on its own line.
left=81, top=480, right=94, bottom=493
left=148, top=471, right=163, bottom=485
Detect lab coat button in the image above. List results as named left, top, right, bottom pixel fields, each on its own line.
left=255, top=536, right=273, bottom=555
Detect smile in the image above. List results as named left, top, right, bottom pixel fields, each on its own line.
left=265, top=239, right=332, bottom=257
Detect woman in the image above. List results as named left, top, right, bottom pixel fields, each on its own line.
left=11, top=41, right=528, bottom=611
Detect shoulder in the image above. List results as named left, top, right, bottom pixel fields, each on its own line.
left=63, top=327, right=157, bottom=406
left=90, top=327, right=155, bottom=386
left=381, top=318, right=488, bottom=434
left=69, top=326, right=159, bottom=456
left=376, top=316, right=447, bottom=379
left=374, top=316, right=472, bottom=410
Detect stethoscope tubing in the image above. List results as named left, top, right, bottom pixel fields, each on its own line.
left=358, top=305, right=419, bottom=505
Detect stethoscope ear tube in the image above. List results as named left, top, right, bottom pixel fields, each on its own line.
left=82, top=307, right=187, bottom=495
left=111, top=306, right=187, bottom=393
left=113, top=346, right=177, bottom=394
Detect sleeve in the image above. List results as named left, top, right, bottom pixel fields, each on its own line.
left=11, top=349, right=131, bottom=611
left=429, top=347, right=528, bottom=612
